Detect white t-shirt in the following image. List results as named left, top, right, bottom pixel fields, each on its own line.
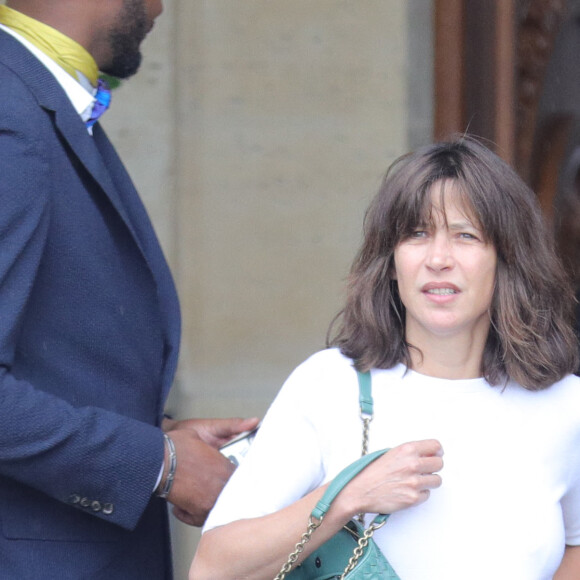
left=205, top=348, right=580, bottom=580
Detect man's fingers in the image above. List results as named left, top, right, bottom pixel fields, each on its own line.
left=211, top=417, right=260, bottom=438
left=186, top=417, right=261, bottom=448
left=172, top=506, right=202, bottom=527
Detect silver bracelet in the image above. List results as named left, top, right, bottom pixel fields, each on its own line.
left=156, top=433, right=176, bottom=499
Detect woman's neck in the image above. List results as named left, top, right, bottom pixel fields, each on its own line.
left=407, top=328, right=488, bottom=380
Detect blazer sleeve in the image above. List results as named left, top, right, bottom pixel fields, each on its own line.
left=0, top=73, right=165, bottom=532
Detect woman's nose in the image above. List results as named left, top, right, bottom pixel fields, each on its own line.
left=426, top=234, right=454, bottom=270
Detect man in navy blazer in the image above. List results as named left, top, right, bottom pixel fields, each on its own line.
left=0, top=1, right=258, bottom=578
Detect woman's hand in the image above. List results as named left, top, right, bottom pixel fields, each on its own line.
left=337, top=439, right=444, bottom=518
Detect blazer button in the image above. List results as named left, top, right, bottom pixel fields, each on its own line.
left=102, top=503, right=114, bottom=515
left=68, top=494, right=81, bottom=505
left=80, top=497, right=91, bottom=508
left=91, top=501, right=102, bottom=512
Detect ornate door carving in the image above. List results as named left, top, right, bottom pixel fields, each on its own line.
left=435, top=0, right=580, bottom=289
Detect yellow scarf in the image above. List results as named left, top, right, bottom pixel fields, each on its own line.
left=0, top=5, right=99, bottom=86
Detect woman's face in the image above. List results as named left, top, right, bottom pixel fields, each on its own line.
left=393, top=180, right=497, bottom=344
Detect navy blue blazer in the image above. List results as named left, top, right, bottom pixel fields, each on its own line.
left=0, top=29, right=181, bottom=579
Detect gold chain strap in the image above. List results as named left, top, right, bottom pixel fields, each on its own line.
left=356, top=412, right=372, bottom=525
left=361, top=413, right=371, bottom=457
left=274, top=516, right=323, bottom=580
left=339, top=519, right=386, bottom=578
left=275, top=373, right=373, bottom=579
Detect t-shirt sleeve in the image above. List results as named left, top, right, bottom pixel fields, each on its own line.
left=203, top=360, right=326, bottom=532
left=562, top=444, right=580, bottom=545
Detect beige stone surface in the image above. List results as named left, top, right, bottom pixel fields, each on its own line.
left=172, top=1, right=409, bottom=417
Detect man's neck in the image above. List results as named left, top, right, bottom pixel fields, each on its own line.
left=0, top=4, right=99, bottom=85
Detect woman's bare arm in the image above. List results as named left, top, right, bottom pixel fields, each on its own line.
left=553, top=545, right=580, bottom=580
left=190, top=440, right=443, bottom=580
left=191, top=484, right=336, bottom=580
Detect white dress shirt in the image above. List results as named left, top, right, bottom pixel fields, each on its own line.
left=0, top=23, right=97, bottom=132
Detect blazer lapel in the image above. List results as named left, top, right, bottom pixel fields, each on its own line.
left=0, top=30, right=143, bottom=253
left=57, top=110, right=148, bottom=242
left=93, top=125, right=182, bottom=399
left=0, top=30, right=181, bottom=394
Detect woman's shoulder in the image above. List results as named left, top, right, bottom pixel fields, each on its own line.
left=545, top=373, right=580, bottom=406
left=288, top=347, right=351, bottom=373
left=283, top=348, right=355, bottom=388
left=510, top=373, right=580, bottom=428
left=265, top=349, right=360, bottom=438
left=289, top=348, right=407, bottom=385
left=542, top=373, right=580, bottom=396
left=507, top=372, right=580, bottom=398
left=292, top=348, right=392, bottom=391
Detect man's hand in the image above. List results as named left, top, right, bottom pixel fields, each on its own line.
left=163, top=416, right=260, bottom=448
left=160, top=417, right=260, bottom=526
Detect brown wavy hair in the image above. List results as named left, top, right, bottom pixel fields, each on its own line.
left=328, top=136, right=578, bottom=390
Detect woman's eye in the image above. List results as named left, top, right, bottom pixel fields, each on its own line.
left=458, top=232, right=479, bottom=240
left=410, top=230, right=427, bottom=238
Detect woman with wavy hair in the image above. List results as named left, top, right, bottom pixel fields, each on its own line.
left=191, top=136, right=580, bottom=579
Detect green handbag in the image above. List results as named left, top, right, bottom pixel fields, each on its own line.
left=274, top=372, right=401, bottom=580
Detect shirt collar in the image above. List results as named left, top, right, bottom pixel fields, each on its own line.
left=0, top=23, right=95, bottom=122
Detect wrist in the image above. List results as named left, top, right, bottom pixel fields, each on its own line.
left=155, top=433, right=177, bottom=499
left=162, top=414, right=178, bottom=432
